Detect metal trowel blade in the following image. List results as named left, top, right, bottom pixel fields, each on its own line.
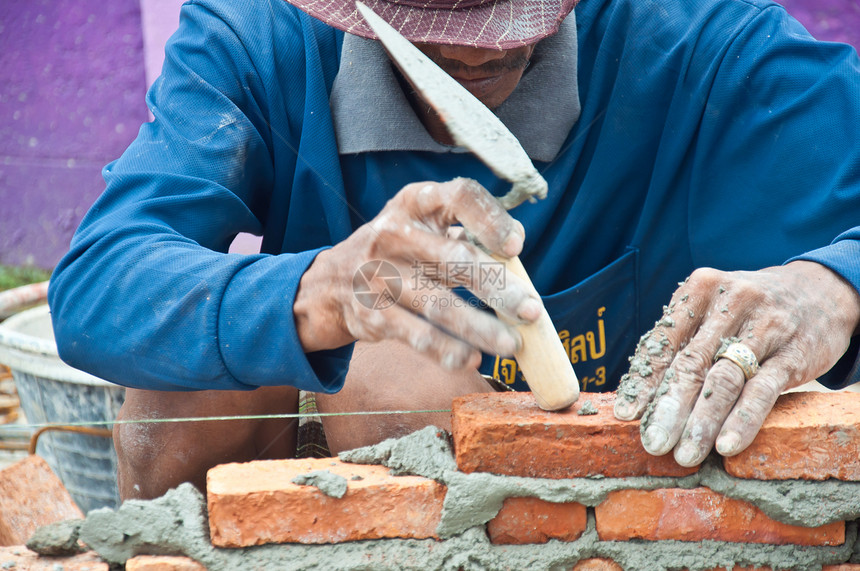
left=355, top=1, right=547, bottom=209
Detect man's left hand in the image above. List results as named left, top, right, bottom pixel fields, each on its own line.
left=614, top=261, right=860, bottom=466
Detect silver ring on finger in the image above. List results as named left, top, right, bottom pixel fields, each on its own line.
left=714, top=342, right=759, bottom=381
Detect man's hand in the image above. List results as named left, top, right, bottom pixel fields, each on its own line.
left=614, top=261, right=860, bottom=466
left=294, top=178, right=543, bottom=369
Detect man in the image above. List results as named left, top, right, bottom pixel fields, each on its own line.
left=48, top=0, right=860, bottom=500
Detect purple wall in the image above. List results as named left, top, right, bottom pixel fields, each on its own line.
left=0, top=0, right=858, bottom=269
left=0, top=0, right=148, bottom=268
left=780, top=0, right=860, bottom=46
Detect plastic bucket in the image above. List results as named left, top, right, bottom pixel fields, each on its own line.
left=0, top=282, right=124, bottom=513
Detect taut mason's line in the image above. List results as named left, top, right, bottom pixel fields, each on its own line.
left=0, top=409, right=453, bottom=431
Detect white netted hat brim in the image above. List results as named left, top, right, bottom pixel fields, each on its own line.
left=283, top=0, right=580, bottom=49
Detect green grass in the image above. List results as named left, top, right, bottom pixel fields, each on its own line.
left=0, top=265, right=52, bottom=293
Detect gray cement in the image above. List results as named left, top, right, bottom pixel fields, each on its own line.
left=71, top=427, right=860, bottom=571
left=339, top=426, right=457, bottom=481
left=291, top=470, right=348, bottom=498
left=699, top=460, right=860, bottom=527
left=26, top=519, right=83, bottom=556
left=577, top=400, right=599, bottom=415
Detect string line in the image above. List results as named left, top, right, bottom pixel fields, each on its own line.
left=0, top=409, right=453, bottom=432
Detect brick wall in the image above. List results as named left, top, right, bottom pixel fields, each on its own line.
left=200, top=390, right=860, bottom=570
left=5, top=390, right=858, bottom=569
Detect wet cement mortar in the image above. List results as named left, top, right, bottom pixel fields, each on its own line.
left=291, top=470, right=348, bottom=498
left=76, top=427, right=860, bottom=571
left=27, top=519, right=84, bottom=556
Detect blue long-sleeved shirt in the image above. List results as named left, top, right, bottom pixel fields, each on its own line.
left=48, top=0, right=860, bottom=393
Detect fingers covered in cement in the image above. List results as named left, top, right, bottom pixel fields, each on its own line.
left=615, top=261, right=860, bottom=466
left=651, top=337, right=769, bottom=466
left=614, top=272, right=720, bottom=422
left=294, top=178, right=540, bottom=369
left=713, top=362, right=785, bottom=456
left=637, top=313, right=770, bottom=462
left=400, top=178, right=526, bottom=258
left=372, top=219, right=537, bottom=324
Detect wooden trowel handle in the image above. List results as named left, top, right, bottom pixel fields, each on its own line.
left=495, top=254, right=580, bottom=411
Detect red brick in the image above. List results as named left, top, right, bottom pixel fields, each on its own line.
left=207, top=457, right=445, bottom=547
left=487, top=497, right=586, bottom=544
left=0, top=455, right=83, bottom=546
left=724, top=392, right=860, bottom=481
left=681, top=566, right=860, bottom=571
left=0, top=546, right=108, bottom=570
left=704, top=566, right=860, bottom=571
left=126, top=555, right=207, bottom=570
left=594, top=488, right=844, bottom=545
left=571, top=559, right=623, bottom=571
left=452, top=392, right=697, bottom=478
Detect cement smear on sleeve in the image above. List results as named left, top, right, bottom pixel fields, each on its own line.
left=77, top=427, right=860, bottom=571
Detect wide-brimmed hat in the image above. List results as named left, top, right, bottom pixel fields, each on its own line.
left=283, top=0, right=580, bottom=50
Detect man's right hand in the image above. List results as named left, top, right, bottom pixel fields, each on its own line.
left=293, top=177, right=543, bottom=369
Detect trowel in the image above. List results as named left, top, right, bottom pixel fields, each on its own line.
left=357, top=2, right=580, bottom=411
